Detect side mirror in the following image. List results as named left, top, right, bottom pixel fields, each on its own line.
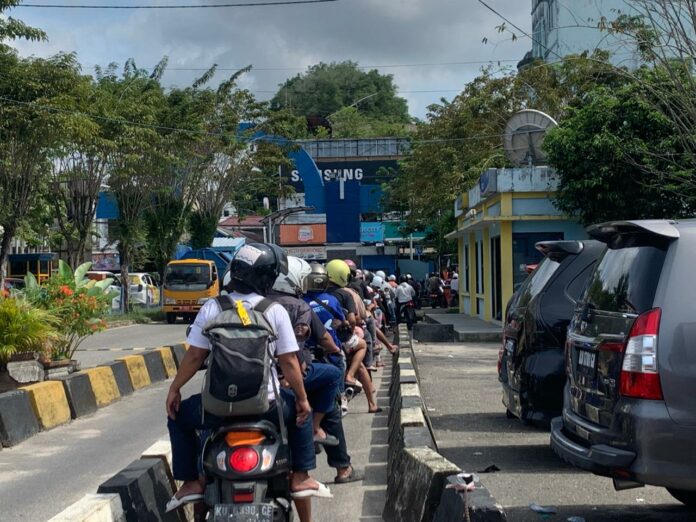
left=137, top=284, right=143, bottom=293
left=207, top=280, right=214, bottom=289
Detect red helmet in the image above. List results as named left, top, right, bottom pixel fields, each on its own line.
left=344, top=259, right=357, bottom=273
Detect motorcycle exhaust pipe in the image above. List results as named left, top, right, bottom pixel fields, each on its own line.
left=613, top=478, right=644, bottom=491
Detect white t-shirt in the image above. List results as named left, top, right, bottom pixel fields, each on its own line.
left=450, top=277, right=459, bottom=293
left=187, top=292, right=299, bottom=401
left=395, top=282, right=416, bottom=303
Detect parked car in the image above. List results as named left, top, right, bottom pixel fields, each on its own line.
left=128, top=273, right=160, bottom=307
left=87, top=271, right=122, bottom=310
left=551, top=220, right=696, bottom=507
left=499, top=240, right=605, bottom=425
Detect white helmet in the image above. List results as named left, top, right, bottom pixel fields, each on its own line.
left=388, top=274, right=396, bottom=281
left=371, top=275, right=384, bottom=288
left=272, top=256, right=312, bottom=295
left=376, top=270, right=386, bottom=280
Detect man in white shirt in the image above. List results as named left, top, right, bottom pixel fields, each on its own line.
left=165, top=244, right=329, bottom=517
left=395, top=276, right=416, bottom=323
left=450, top=272, right=459, bottom=307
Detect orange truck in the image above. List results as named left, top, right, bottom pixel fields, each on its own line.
left=163, top=259, right=220, bottom=324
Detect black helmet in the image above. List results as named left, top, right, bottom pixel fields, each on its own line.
left=363, top=270, right=374, bottom=284
left=399, top=275, right=408, bottom=283
left=223, top=243, right=288, bottom=295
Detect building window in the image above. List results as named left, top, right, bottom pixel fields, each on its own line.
left=476, top=240, right=484, bottom=295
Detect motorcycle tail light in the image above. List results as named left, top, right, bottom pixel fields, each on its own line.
left=225, top=431, right=266, bottom=447
left=229, top=447, right=259, bottom=473
left=233, top=490, right=255, bottom=503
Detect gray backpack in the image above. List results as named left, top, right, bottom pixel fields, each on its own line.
left=201, top=296, right=277, bottom=417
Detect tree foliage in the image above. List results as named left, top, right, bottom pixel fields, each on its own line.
left=271, top=61, right=411, bottom=128
left=545, top=67, right=696, bottom=225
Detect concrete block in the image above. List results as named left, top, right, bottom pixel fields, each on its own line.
left=98, top=458, right=182, bottom=522
left=118, top=356, right=151, bottom=390
left=84, top=367, right=121, bottom=407
left=401, top=382, right=422, bottom=398
left=167, top=344, right=187, bottom=369
left=399, top=374, right=418, bottom=385
left=102, top=361, right=134, bottom=397
left=403, top=425, right=436, bottom=451
left=141, top=440, right=173, bottom=472
left=413, top=323, right=456, bottom=343
left=0, top=390, right=40, bottom=446
left=7, top=359, right=44, bottom=383
left=434, top=476, right=508, bottom=522
left=383, top=446, right=461, bottom=522
left=142, top=351, right=167, bottom=383
left=154, top=348, right=177, bottom=379
left=61, top=372, right=98, bottom=419
left=48, top=493, right=125, bottom=522
left=401, top=407, right=426, bottom=428
left=21, top=381, right=71, bottom=430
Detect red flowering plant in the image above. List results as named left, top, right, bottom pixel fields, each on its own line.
left=24, top=261, right=117, bottom=360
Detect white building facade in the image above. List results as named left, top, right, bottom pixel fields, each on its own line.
left=529, top=0, right=640, bottom=67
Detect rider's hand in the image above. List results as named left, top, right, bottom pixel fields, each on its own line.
left=166, top=387, right=181, bottom=420
left=295, top=398, right=312, bottom=426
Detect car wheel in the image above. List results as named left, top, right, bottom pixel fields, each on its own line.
left=166, top=313, right=176, bottom=325
left=667, top=488, right=696, bottom=507
left=506, top=409, right=516, bottom=419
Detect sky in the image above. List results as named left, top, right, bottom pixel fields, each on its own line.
left=8, top=0, right=532, bottom=119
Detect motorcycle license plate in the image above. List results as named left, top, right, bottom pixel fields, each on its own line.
left=180, top=306, right=193, bottom=311
left=213, top=503, right=274, bottom=522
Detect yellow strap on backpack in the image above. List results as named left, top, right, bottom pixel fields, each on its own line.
left=235, top=300, right=252, bottom=326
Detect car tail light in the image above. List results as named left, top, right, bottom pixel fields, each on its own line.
left=620, top=308, right=663, bottom=400
left=229, top=447, right=259, bottom=473
left=497, top=347, right=503, bottom=374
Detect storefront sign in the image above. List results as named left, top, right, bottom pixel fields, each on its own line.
left=279, top=224, right=326, bottom=245
left=284, top=246, right=327, bottom=261
left=282, top=159, right=399, bottom=193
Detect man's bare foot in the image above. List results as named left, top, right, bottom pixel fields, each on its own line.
left=290, top=472, right=321, bottom=493
left=314, top=427, right=328, bottom=440
left=174, top=479, right=204, bottom=500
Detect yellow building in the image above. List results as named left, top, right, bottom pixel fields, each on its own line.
left=447, top=167, right=586, bottom=322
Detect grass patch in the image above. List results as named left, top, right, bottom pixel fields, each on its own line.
left=106, top=308, right=166, bottom=324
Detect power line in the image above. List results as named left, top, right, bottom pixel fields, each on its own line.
left=17, top=0, right=338, bottom=9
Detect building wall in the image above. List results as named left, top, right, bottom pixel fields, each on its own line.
left=532, top=0, right=640, bottom=67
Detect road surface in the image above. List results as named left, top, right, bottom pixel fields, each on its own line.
left=0, top=326, right=387, bottom=521
left=415, top=341, right=694, bottom=522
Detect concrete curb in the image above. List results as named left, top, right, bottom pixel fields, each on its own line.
left=47, top=493, right=125, bottom=522
left=384, top=324, right=507, bottom=522
left=2, top=344, right=184, bottom=449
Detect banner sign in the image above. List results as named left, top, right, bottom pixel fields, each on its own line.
left=282, top=159, right=399, bottom=193
left=284, top=246, right=327, bottom=261
left=279, top=224, right=326, bottom=245
left=360, top=222, right=385, bottom=243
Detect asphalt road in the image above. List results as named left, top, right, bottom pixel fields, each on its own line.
left=414, top=341, right=695, bottom=522
left=75, top=323, right=189, bottom=368
left=0, top=321, right=387, bottom=521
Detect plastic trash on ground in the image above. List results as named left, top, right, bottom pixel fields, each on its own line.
left=529, top=503, right=558, bottom=514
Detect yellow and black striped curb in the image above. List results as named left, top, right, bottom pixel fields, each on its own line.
left=0, top=343, right=189, bottom=450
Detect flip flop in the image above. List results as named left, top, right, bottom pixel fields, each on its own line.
left=367, top=407, right=384, bottom=414
left=334, top=467, right=365, bottom=484
left=165, top=493, right=204, bottom=513
left=291, top=482, right=333, bottom=499
left=314, top=434, right=340, bottom=447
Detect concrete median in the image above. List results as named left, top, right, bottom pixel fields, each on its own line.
left=384, top=323, right=506, bottom=522
left=167, top=344, right=187, bottom=369
left=0, top=390, right=40, bottom=446
left=102, top=360, right=135, bottom=397
left=84, top=367, right=121, bottom=408
left=61, top=372, right=99, bottom=419
left=118, top=355, right=151, bottom=390
left=155, top=348, right=177, bottom=379
left=142, top=350, right=167, bottom=383
left=21, top=381, right=71, bottom=430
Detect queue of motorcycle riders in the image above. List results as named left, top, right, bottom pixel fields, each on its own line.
left=163, top=242, right=434, bottom=520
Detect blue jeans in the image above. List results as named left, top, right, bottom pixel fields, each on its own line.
left=364, top=317, right=376, bottom=367
left=320, top=404, right=351, bottom=469
left=167, top=390, right=316, bottom=481
left=326, top=353, right=346, bottom=394
left=303, top=362, right=342, bottom=414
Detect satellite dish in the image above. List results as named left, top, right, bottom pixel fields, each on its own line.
left=504, top=109, right=558, bottom=166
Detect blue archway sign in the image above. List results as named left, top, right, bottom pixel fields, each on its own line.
left=240, top=124, right=325, bottom=213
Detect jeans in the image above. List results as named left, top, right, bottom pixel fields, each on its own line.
left=364, top=317, right=376, bottom=367
left=303, top=362, right=342, bottom=414
left=387, top=301, right=396, bottom=325
left=320, top=403, right=351, bottom=469
left=168, top=390, right=316, bottom=481
left=326, top=353, right=347, bottom=393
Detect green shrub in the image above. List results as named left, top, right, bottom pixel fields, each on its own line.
left=0, top=296, right=59, bottom=365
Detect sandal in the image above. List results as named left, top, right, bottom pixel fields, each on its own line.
left=165, top=493, right=204, bottom=513
left=291, top=482, right=333, bottom=499
left=334, top=467, right=365, bottom=484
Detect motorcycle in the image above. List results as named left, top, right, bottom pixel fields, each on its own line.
left=196, top=417, right=294, bottom=522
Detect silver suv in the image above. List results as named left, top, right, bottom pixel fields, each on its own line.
left=551, top=220, right=696, bottom=507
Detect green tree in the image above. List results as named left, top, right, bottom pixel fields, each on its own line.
left=0, top=1, right=46, bottom=44
left=0, top=51, right=88, bottom=286
left=384, top=55, right=622, bottom=251
left=544, top=68, right=696, bottom=225
left=271, top=61, right=410, bottom=126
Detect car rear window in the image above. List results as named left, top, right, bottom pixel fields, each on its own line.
left=585, top=239, right=668, bottom=314
left=514, top=257, right=561, bottom=308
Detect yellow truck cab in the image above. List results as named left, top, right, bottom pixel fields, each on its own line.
left=163, top=259, right=219, bottom=324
